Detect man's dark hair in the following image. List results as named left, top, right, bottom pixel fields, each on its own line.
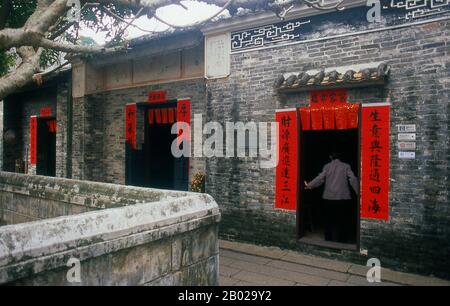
left=329, top=151, right=342, bottom=160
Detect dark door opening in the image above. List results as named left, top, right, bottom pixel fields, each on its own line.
left=126, top=103, right=189, bottom=191
left=36, top=118, right=56, bottom=176
left=299, top=128, right=359, bottom=250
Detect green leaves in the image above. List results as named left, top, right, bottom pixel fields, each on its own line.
left=0, top=51, right=16, bottom=76
left=2, top=0, right=36, bottom=29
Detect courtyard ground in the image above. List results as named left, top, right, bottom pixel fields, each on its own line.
left=219, top=240, right=450, bottom=286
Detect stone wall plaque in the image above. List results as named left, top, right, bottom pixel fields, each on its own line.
left=205, top=33, right=230, bottom=79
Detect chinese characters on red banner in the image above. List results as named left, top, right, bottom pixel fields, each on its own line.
left=39, top=107, right=52, bottom=117
left=29, top=116, right=37, bottom=165
left=148, top=91, right=167, bottom=103
left=177, top=99, right=191, bottom=143
left=361, top=104, right=390, bottom=220
left=125, top=104, right=137, bottom=149
left=310, top=89, right=347, bottom=105
left=275, top=110, right=298, bottom=211
left=308, top=89, right=351, bottom=130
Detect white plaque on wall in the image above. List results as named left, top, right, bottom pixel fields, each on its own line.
left=205, top=33, right=230, bottom=79
left=398, top=142, right=416, bottom=150
left=398, top=133, right=416, bottom=141
left=399, top=151, right=416, bottom=159
left=397, top=124, right=416, bottom=133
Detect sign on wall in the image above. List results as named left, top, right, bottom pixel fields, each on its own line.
left=275, top=109, right=299, bottom=211
left=125, top=104, right=137, bottom=150
left=205, top=33, right=230, bottom=79
left=361, top=103, right=390, bottom=221
left=29, top=116, right=37, bottom=165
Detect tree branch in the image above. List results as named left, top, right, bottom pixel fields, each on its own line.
left=152, top=0, right=234, bottom=29
left=0, top=47, right=43, bottom=100
left=0, top=28, right=125, bottom=54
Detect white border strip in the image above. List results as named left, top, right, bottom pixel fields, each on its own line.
left=276, top=108, right=298, bottom=113
left=230, top=15, right=450, bottom=55
left=362, top=102, right=391, bottom=107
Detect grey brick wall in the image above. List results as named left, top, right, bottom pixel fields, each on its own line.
left=73, top=78, right=207, bottom=185
left=56, top=78, right=71, bottom=178
left=205, top=20, right=450, bottom=278
left=0, top=100, right=3, bottom=171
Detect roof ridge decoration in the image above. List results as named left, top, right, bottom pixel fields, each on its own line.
left=274, top=62, right=391, bottom=92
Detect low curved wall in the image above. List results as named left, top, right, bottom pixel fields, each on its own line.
left=0, top=172, right=221, bottom=286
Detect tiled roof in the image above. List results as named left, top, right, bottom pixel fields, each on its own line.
left=274, top=63, right=391, bottom=92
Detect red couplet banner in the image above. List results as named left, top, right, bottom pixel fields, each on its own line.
left=125, top=104, right=137, bottom=150
left=177, top=99, right=191, bottom=144
left=29, top=116, right=37, bottom=165
left=361, top=104, right=390, bottom=221
left=275, top=109, right=299, bottom=211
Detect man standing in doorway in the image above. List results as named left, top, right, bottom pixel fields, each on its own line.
left=305, top=152, right=359, bottom=243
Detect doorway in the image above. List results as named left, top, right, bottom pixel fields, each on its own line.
left=125, top=102, right=189, bottom=191
left=298, top=128, right=359, bottom=250
left=36, top=117, right=56, bottom=176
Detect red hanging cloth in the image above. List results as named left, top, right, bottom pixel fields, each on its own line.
left=46, top=120, right=57, bottom=133
left=347, top=103, right=359, bottom=129
left=154, top=108, right=162, bottom=124
left=310, top=106, right=323, bottom=130
left=299, top=107, right=311, bottom=131
left=322, top=105, right=335, bottom=130
left=168, top=108, right=177, bottom=124
left=161, top=108, right=168, bottom=124
left=335, top=104, right=348, bottom=130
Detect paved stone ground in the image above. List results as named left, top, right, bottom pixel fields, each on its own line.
left=219, top=240, right=450, bottom=286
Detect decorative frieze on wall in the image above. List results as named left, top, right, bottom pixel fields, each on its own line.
left=231, top=20, right=311, bottom=52
left=391, top=0, right=450, bottom=20
left=230, top=0, right=450, bottom=52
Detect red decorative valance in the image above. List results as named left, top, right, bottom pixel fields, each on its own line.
left=148, top=108, right=177, bottom=125
left=301, top=104, right=359, bottom=131
left=300, top=89, right=359, bottom=130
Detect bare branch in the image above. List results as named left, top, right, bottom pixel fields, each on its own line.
left=153, top=0, right=235, bottom=29
left=34, top=60, right=70, bottom=79
left=101, top=6, right=158, bottom=34
left=0, top=28, right=125, bottom=54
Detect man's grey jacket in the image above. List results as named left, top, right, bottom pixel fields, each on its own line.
left=308, top=159, right=359, bottom=200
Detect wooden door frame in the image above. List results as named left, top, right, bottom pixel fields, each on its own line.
left=296, top=109, right=305, bottom=240
left=125, top=99, right=189, bottom=191
left=296, top=105, right=362, bottom=250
